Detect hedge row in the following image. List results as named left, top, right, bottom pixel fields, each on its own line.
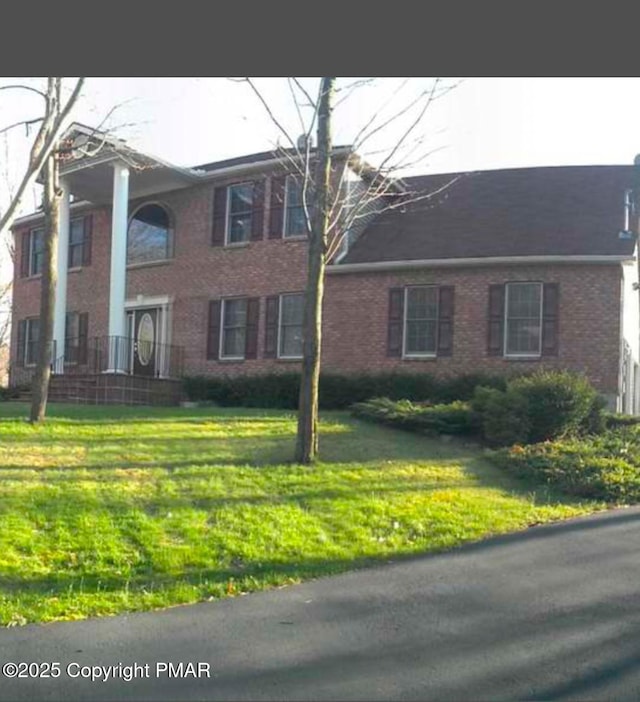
left=351, top=371, right=607, bottom=447
left=182, top=372, right=508, bottom=410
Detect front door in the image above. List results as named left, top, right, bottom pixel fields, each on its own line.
left=132, top=308, right=159, bottom=377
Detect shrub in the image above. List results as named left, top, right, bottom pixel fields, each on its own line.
left=604, top=412, right=640, bottom=430
left=352, top=397, right=477, bottom=436
left=490, top=430, right=640, bottom=503
left=471, top=370, right=604, bottom=446
left=183, top=371, right=509, bottom=410
left=471, top=386, right=530, bottom=446
left=0, top=386, right=22, bottom=402
left=508, top=370, right=599, bottom=443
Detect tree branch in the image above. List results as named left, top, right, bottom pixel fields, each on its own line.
left=0, top=84, right=46, bottom=100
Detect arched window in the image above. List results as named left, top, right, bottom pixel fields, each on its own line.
left=127, top=203, right=172, bottom=265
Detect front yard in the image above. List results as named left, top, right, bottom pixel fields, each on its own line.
left=0, top=403, right=603, bottom=625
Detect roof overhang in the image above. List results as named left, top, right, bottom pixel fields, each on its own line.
left=54, top=124, right=202, bottom=204
left=327, top=254, right=636, bottom=274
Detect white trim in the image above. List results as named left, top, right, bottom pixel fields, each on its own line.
left=503, top=281, right=543, bottom=358
left=194, top=146, right=353, bottom=181
left=14, top=200, right=94, bottom=227
left=327, top=255, right=634, bottom=275
left=219, top=297, right=247, bottom=361
left=125, top=295, right=172, bottom=309
left=402, top=285, right=438, bottom=359
left=224, top=182, right=254, bottom=246
left=277, top=293, right=304, bottom=360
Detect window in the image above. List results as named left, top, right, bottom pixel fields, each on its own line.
left=220, top=298, right=248, bottom=359
left=127, top=203, right=172, bottom=265
left=226, top=183, right=253, bottom=245
left=29, top=228, right=44, bottom=276
left=279, top=293, right=304, bottom=358
left=284, top=176, right=307, bottom=238
left=64, top=312, right=79, bottom=363
left=68, top=217, right=88, bottom=268
left=404, top=286, right=438, bottom=356
left=25, top=318, right=40, bottom=366
left=505, top=282, right=543, bottom=356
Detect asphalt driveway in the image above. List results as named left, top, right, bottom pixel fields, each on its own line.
left=2, top=506, right=640, bottom=701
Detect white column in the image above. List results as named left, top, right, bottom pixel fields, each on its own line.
left=108, top=162, right=129, bottom=372
left=53, top=179, right=71, bottom=372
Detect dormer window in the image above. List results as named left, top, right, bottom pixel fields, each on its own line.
left=127, top=203, right=172, bottom=265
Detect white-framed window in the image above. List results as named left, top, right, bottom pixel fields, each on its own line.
left=226, top=183, right=253, bottom=245
left=29, top=228, right=44, bottom=276
left=25, top=318, right=40, bottom=366
left=278, top=293, right=304, bottom=359
left=504, top=282, right=543, bottom=357
left=403, top=286, right=438, bottom=357
left=220, top=298, right=248, bottom=360
left=284, top=175, right=307, bottom=238
left=68, top=217, right=87, bottom=269
left=127, top=203, right=172, bottom=265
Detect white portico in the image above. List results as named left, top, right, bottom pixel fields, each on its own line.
left=52, top=124, right=200, bottom=375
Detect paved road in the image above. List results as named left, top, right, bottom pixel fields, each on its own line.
left=2, top=507, right=640, bottom=701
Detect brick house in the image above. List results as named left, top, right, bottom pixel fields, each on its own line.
left=9, top=125, right=640, bottom=411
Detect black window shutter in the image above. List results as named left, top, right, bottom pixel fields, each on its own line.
left=437, top=286, right=454, bottom=357
left=542, top=283, right=559, bottom=356
left=82, top=215, right=93, bottom=266
left=488, top=284, right=505, bottom=356
left=16, top=320, right=26, bottom=367
left=20, top=231, right=30, bottom=277
left=269, top=176, right=286, bottom=239
left=77, top=312, right=89, bottom=364
left=251, top=180, right=265, bottom=241
left=264, top=295, right=279, bottom=358
left=207, top=300, right=221, bottom=360
left=387, top=288, right=405, bottom=357
left=245, top=298, right=260, bottom=359
left=211, top=188, right=227, bottom=246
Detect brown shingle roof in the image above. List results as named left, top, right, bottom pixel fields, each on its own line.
left=342, top=165, right=637, bottom=264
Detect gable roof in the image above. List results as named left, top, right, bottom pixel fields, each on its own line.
left=342, top=165, right=638, bottom=265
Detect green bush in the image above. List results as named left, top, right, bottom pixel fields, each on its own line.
left=471, top=370, right=604, bottom=446
left=604, top=412, right=640, bottom=430
left=471, top=386, right=530, bottom=446
left=0, top=386, right=22, bottom=402
left=182, top=371, right=508, bottom=410
left=508, top=370, right=599, bottom=443
left=490, top=429, right=640, bottom=503
left=352, top=397, right=477, bottom=436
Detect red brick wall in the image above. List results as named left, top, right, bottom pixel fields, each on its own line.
left=323, top=264, right=622, bottom=398
left=10, top=176, right=624, bottom=400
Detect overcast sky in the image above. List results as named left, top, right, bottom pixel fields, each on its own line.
left=2, top=76, right=640, bottom=284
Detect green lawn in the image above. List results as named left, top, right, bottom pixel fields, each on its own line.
left=0, top=403, right=604, bottom=625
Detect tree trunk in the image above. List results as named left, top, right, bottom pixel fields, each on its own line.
left=30, top=78, right=61, bottom=424
left=29, top=150, right=60, bottom=423
left=295, top=77, right=335, bottom=463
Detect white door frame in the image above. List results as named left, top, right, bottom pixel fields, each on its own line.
left=125, top=295, right=173, bottom=378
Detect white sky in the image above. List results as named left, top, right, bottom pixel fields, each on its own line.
left=2, top=76, right=640, bottom=285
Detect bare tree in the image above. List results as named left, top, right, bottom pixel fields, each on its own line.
left=0, top=78, right=85, bottom=420
left=241, top=77, right=458, bottom=463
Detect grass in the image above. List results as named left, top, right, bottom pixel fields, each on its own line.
left=0, top=402, right=604, bottom=626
